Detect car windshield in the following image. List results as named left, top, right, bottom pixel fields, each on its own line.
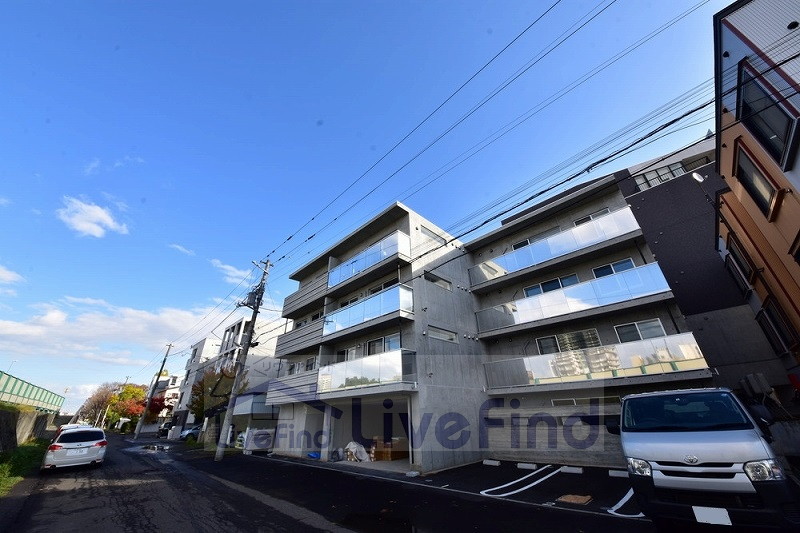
left=622, top=392, right=753, bottom=432
left=58, top=430, right=104, bottom=443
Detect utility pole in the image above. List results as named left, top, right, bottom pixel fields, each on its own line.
left=215, top=261, right=270, bottom=461
left=134, top=344, right=172, bottom=440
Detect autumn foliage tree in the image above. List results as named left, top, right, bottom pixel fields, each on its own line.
left=106, top=384, right=147, bottom=430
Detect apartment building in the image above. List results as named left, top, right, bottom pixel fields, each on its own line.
left=270, top=136, right=796, bottom=470
left=467, top=154, right=716, bottom=467
left=713, top=0, right=800, bottom=402
left=270, top=203, right=481, bottom=472
left=170, top=317, right=284, bottom=437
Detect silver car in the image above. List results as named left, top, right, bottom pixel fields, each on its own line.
left=41, top=427, right=108, bottom=470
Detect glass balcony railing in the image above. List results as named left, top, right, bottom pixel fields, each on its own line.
left=484, top=333, right=708, bottom=388
left=328, top=231, right=411, bottom=288
left=317, top=349, right=416, bottom=393
left=323, top=284, right=413, bottom=336
left=476, top=263, right=670, bottom=333
left=469, top=207, right=640, bottom=285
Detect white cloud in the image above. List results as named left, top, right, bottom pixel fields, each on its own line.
left=0, top=197, right=10, bottom=207
left=0, top=265, right=24, bottom=284
left=112, top=155, right=145, bottom=168
left=169, top=244, right=195, bottom=256
left=83, top=158, right=101, bottom=175
left=0, top=300, right=227, bottom=365
left=0, top=288, right=17, bottom=297
left=56, top=196, right=129, bottom=238
left=210, top=259, right=252, bottom=285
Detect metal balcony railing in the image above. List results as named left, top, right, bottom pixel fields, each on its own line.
left=469, top=207, right=640, bottom=286
left=317, top=349, right=416, bottom=393
left=476, top=263, right=670, bottom=333
left=323, top=284, right=413, bottom=336
left=484, top=333, right=708, bottom=388
left=328, top=231, right=411, bottom=288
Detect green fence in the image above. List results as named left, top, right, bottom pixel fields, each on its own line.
left=0, top=371, right=64, bottom=413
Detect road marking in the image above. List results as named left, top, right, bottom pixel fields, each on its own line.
left=606, top=488, right=645, bottom=518
left=481, top=465, right=562, bottom=497
left=248, top=454, right=649, bottom=522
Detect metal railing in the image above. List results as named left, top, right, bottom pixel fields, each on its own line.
left=484, top=333, right=708, bottom=388
left=476, top=263, right=670, bottom=333
left=328, top=231, right=411, bottom=288
left=469, top=207, right=640, bottom=285
left=323, top=284, right=413, bottom=336
left=317, top=349, right=416, bottom=393
left=0, top=371, right=65, bottom=412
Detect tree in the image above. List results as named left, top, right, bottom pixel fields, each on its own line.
left=80, top=382, right=120, bottom=425
left=106, top=384, right=147, bottom=429
left=188, top=369, right=247, bottom=422
left=144, top=396, right=172, bottom=423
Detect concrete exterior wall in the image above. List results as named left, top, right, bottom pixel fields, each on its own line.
left=0, top=409, right=55, bottom=452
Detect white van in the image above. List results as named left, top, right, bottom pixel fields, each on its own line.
left=606, top=388, right=800, bottom=529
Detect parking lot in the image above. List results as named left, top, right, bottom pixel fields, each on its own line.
left=397, top=460, right=645, bottom=520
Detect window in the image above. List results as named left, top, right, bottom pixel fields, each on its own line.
left=632, top=163, right=687, bottom=191
left=369, top=277, right=398, bottom=294
left=336, top=346, right=359, bottom=362
left=424, top=272, right=452, bottom=291
left=735, top=147, right=777, bottom=217
left=340, top=296, right=359, bottom=308
left=592, top=258, right=635, bottom=278
left=614, top=319, right=666, bottom=343
left=683, top=156, right=711, bottom=172
left=293, top=318, right=307, bottom=330
left=511, top=226, right=561, bottom=250
left=757, top=299, right=799, bottom=355
left=366, top=333, right=401, bottom=355
left=421, top=225, right=446, bottom=245
left=287, top=362, right=300, bottom=375
left=537, top=329, right=600, bottom=354
left=725, top=236, right=754, bottom=295
left=524, top=274, right=579, bottom=297
left=739, top=68, right=796, bottom=169
left=428, top=326, right=457, bottom=343
left=574, top=208, right=610, bottom=226
left=311, top=311, right=321, bottom=321
left=305, top=357, right=317, bottom=371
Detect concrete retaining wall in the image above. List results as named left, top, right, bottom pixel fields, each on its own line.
left=771, top=420, right=800, bottom=458
left=0, top=408, right=55, bottom=453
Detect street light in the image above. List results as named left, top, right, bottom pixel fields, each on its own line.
left=692, top=172, right=714, bottom=206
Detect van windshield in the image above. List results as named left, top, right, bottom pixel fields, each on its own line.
left=622, top=392, right=753, bottom=432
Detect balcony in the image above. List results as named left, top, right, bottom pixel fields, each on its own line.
left=317, top=349, right=416, bottom=395
left=323, top=284, right=413, bottom=336
left=275, top=319, right=324, bottom=356
left=476, top=263, right=671, bottom=335
left=264, top=368, right=319, bottom=405
left=469, top=207, right=640, bottom=287
left=328, top=231, right=411, bottom=289
left=484, top=333, right=709, bottom=391
left=282, top=274, right=327, bottom=319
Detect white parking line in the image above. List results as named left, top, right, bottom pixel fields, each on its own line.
left=606, top=488, right=645, bottom=518
left=480, top=465, right=563, bottom=497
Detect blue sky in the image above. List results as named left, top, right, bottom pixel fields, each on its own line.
left=0, top=0, right=731, bottom=413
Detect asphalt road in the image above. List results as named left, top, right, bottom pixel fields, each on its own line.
left=0, top=433, right=658, bottom=533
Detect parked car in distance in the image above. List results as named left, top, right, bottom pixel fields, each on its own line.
left=606, top=388, right=800, bottom=530
left=42, top=427, right=107, bottom=470
left=55, top=423, right=92, bottom=438
left=179, top=425, right=202, bottom=441
left=157, top=422, right=173, bottom=438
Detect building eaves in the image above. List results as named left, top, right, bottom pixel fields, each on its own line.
left=464, top=174, right=620, bottom=251
left=289, top=202, right=413, bottom=281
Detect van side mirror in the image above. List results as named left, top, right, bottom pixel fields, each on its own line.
left=605, top=417, right=620, bottom=435
left=757, top=417, right=774, bottom=443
